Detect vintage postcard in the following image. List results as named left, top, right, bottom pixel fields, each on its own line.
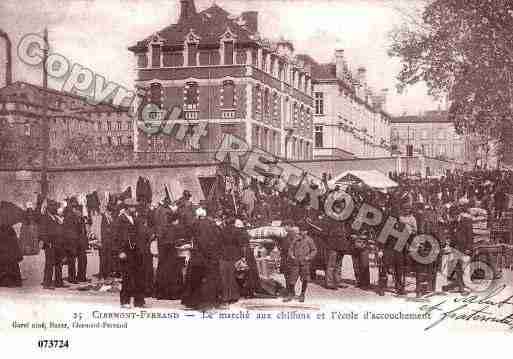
left=0, top=0, right=512, bottom=356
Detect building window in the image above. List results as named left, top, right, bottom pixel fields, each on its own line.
left=272, top=93, right=279, bottom=120
left=107, top=122, right=112, bottom=131
left=184, top=82, right=199, bottom=111
left=254, top=126, right=260, bottom=148
left=24, top=124, right=31, bottom=136
left=315, top=92, right=324, bottom=115
left=221, top=81, right=235, bottom=108
left=224, top=41, right=234, bottom=65
left=251, top=49, right=258, bottom=67
left=117, top=136, right=123, bottom=146
left=272, top=131, right=277, bottom=155
left=127, top=136, right=132, bottom=144
left=117, top=121, right=122, bottom=130
left=255, top=85, right=262, bottom=117
left=263, top=88, right=270, bottom=120
left=127, top=121, right=132, bottom=130
left=137, top=53, right=148, bottom=68
left=163, top=51, right=184, bottom=67
left=97, top=121, right=101, bottom=131
left=314, top=125, right=323, bottom=148
left=107, top=136, right=112, bottom=145
left=150, top=136, right=157, bottom=151
left=263, top=128, right=268, bottom=151
left=235, top=50, right=247, bottom=65
left=150, top=83, right=163, bottom=107
left=151, top=44, right=161, bottom=68
left=187, top=43, right=198, bottom=66
left=199, top=50, right=220, bottom=66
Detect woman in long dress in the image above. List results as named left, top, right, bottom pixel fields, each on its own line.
left=219, top=218, right=242, bottom=303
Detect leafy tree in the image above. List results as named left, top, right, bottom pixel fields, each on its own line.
left=389, top=0, right=513, bottom=166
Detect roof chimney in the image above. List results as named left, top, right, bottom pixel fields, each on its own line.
left=380, top=88, right=389, bottom=112
left=0, top=29, right=12, bottom=86
left=335, top=49, right=345, bottom=80
left=241, top=11, right=258, bottom=34
left=179, top=0, right=197, bottom=23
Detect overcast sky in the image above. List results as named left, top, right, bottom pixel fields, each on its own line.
left=0, top=0, right=443, bottom=116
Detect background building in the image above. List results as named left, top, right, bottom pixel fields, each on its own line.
left=0, top=81, right=132, bottom=167
left=128, top=0, right=314, bottom=160
left=298, top=50, right=391, bottom=160
left=391, top=110, right=466, bottom=163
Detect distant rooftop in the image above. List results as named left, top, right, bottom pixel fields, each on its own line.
left=392, top=110, right=450, bottom=124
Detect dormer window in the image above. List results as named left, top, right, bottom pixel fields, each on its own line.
left=224, top=41, right=234, bottom=65
left=151, top=44, right=161, bottom=68
left=149, top=33, right=164, bottom=68
left=220, top=27, right=237, bottom=65
left=184, top=29, right=201, bottom=66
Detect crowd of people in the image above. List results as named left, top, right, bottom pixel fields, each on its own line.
left=0, top=168, right=512, bottom=310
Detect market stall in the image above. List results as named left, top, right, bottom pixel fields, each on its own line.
left=328, top=170, right=398, bottom=192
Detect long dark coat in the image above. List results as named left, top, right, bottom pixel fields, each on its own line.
left=181, top=218, right=222, bottom=309
left=0, top=225, right=22, bottom=287
left=155, top=222, right=185, bottom=300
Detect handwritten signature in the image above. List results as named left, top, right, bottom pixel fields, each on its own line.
left=419, top=284, right=513, bottom=331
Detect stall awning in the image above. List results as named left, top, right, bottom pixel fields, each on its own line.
left=328, top=170, right=398, bottom=189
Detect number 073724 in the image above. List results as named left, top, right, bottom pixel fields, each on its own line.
left=37, top=339, right=70, bottom=349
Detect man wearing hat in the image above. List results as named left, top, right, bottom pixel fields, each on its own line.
left=284, top=224, right=317, bottom=302
left=177, top=190, right=194, bottom=234
left=442, top=204, right=473, bottom=294
left=117, top=198, right=147, bottom=308
left=40, top=200, right=66, bottom=289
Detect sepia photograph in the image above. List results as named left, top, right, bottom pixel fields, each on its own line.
left=0, top=0, right=512, bottom=356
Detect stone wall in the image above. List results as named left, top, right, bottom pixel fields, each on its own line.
left=0, top=156, right=465, bottom=208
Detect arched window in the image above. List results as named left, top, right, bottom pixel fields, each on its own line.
left=184, top=82, right=199, bottom=111
left=222, top=81, right=235, bottom=108
left=149, top=83, right=163, bottom=107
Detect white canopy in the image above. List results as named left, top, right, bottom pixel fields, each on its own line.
left=328, top=170, right=398, bottom=189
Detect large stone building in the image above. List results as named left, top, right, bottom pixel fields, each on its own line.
left=391, top=110, right=466, bottom=163
left=297, top=50, right=392, bottom=160
left=0, top=81, right=133, bottom=167
left=128, top=0, right=314, bottom=160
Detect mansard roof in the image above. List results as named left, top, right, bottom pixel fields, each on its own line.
left=129, top=4, right=258, bottom=52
